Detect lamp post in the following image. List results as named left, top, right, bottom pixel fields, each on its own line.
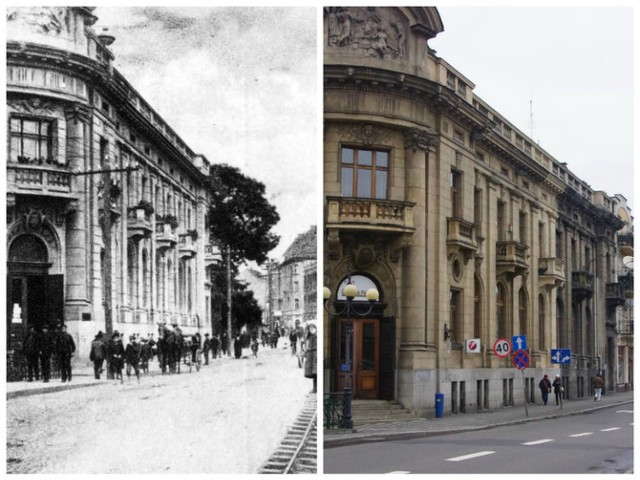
left=323, top=276, right=379, bottom=429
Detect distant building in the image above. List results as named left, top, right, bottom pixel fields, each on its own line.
left=6, top=7, right=217, bottom=369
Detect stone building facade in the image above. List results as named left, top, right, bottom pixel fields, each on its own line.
left=323, top=7, right=631, bottom=416
left=6, top=7, right=217, bottom=362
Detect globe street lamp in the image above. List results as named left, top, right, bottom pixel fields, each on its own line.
left=323, top=276, right=379, bottom=429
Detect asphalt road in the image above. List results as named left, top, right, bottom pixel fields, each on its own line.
left=324, top=406, right=634, bottom=474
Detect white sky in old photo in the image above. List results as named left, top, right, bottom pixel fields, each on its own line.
left=93, top=6, right=317, bottom=260
left=430, top=5, right=635, bottom=209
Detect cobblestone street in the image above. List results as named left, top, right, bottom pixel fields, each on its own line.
left=7, top=345, right=312, bottom=474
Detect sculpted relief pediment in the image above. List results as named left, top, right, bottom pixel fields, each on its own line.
left=327, top=7, right=407, bottom=60
left=7, top=7, right=72, bottom=37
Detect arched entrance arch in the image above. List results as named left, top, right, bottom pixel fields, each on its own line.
left=7, top=231, right=64, bottom=347
left=330, top=272, right=395, bottom=400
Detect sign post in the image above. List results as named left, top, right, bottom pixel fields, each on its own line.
left=513, top=349, right=530, bottom=417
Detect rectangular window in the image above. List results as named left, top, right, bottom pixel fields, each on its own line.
left=9, top=117, right=53, bottom=163
left=450, top=289, right=462, bottom=343
left=451, top=169, right=462, bottom=217
left=340, top=147, right=389, bottom=199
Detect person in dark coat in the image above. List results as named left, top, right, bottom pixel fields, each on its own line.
left=304, top=322, right=317, bottom=393
left=148, top=334, right=157, bottom=360
left=23, top=325, right=40, bottom=381
left=192, top=333, right=201, bottom=363
left=55, top=324, right=76, bottom=382
left=203, top=333, right=212, bottom=365
left=140, top=337, right=152, bottom=373
left=233, top=335, right=242, bottom=359
left=125, top=335, right=141, bottom=382
left=552, top=374, right=563, bottom=405
left=538, top=374, right=552, bottom=405
left=90, top=331, right=107, bottom=379
left=221, top=332, right=229, bottom=357
left=108, top=331, right=125, bottom=383
left=251, top=336, right=259, bottom=357
left=36, top=324, right=54, bottom=383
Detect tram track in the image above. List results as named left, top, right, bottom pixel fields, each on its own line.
left=259, top=393, right=317, bottom=474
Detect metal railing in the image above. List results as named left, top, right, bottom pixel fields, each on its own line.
left=324, top=392, right=346, bottom=429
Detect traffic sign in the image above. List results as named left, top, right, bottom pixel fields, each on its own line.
left=465, top=338, right=481, bottom=353
left=512, top=335, right=527, bottom=351
left=551, top=349, right=571, bottom=364
left=340, top=363, right=351, bottom=372
left=493, top=338, right=511, bottom=358
left=513, top=349, right=529, bottom=370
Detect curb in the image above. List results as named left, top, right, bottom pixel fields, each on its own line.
left=323, top=399, right=633, bottom=448
left=7, top=381, right=104, bottom=400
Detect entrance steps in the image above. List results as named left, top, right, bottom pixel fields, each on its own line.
left=351, top=399, right=417, bottom=426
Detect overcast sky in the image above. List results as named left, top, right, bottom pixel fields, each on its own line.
left=93, top=6, right=317, bottom=260
left=430, top=5, right=635, bottom=209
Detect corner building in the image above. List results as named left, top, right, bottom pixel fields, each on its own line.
left=6, top=7, right=217, bottom=364
left=323, top=7, right=629, bottom=416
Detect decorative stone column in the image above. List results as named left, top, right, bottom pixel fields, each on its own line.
left=64, top=104, right=91, bottom=316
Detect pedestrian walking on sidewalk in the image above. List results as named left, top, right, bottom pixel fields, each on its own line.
left=108, top=331, right=125, bottom=383
left=36, top=324, right=54, bottom=383
left=234, top=335, right=243, bottom=359
left=23, top=325, right=40, bottom=382
left=125, top=335, right=141, bottom=383
left=203, top=333, right=211, bottom=365
left=251, top=336, right=259, bottom=357
left=140, top=337, right=152, bottom=373
left=304, top=322, right=317, bottom=393
left=90, top=331, right=107, bottom=379
left=552, top=374, right=563, bottom=405
left=539, top=374, right=552, bottom=405
left=593, top=373, right=604, bottom=401
left=56, top=323, right=76, bottom=382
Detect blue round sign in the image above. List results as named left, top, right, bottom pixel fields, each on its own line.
left=513, top=349, right=529, bottom=370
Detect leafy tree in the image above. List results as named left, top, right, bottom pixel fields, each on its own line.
left=207, top=164, right=280, bottom=264
left=206, top=164, right=279, bottom=349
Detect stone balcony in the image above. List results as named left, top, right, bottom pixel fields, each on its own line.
left=538, top=257, right=566, bottom=289
left=205, top=244, right=222, bottom=267
left=496, top=240, right=529, bottom=277
left=127, top=206, right=153, bottom=240
left=325, top=196, right=416, bottom=261
left=446, top=217, right=477, bottom=263
left=7, top=163, right=76, bottom=200
left=571, top=270, right=594, bottom=301
left=178, top=234, right=198, bottom=259
left=326, top=196, right=416, bottom=234
left=618, top=233, right=634, bottom=257
left=155, top=222, right=177, bottom=251
left=606, top=282, right=626, bottom=308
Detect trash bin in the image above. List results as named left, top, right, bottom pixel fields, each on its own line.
left=435, top=392, right=444, bottom=418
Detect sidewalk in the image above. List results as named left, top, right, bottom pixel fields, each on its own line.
left=324, top=390, right=634, bottom=448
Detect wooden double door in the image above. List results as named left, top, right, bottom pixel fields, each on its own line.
left=335, top=316, right=397, bottom=400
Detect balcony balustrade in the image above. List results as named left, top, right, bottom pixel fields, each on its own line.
left=496, top=240, right=529, bottom=277
left=571, top=270, right=594, bottom=301
left=446, top=217, right=477, bottom=263
left=205, top=244, right=222, bottom=267
left=178, top=233, right=197, bottom=259
left=325, top=196, right=415, bottom=234
left=127, top=206, right=153, bottom=240
left=155, top=221, right=177, bottom=250
left=538, top=257, right=566, bottom=288
left=606, top=283, right=626, bottom=308
left=7, top=163, right=75, bottom=199
left=618, top=233, right=634, bottom=257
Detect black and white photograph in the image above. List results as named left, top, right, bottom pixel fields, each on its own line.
left=5, top=5, right=317, bottom=474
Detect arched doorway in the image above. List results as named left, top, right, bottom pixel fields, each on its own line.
left=7, top=234, right=62, bottom=349
left=331, top=274, right=392, bottom=400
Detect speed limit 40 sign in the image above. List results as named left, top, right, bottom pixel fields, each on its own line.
left=493, top=338, right=511, bottom=358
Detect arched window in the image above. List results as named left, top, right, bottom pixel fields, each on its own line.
left=474, top=276, right=483, bottom=339
left=141, top=249, right=149, bottom=308
left=538, top=294, right=546, bottom=350
left=9, top=234, right=48, bottom=264
left=496, top=283, right=507, bottom=339
left=519, top=287, right=528, bottom=337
